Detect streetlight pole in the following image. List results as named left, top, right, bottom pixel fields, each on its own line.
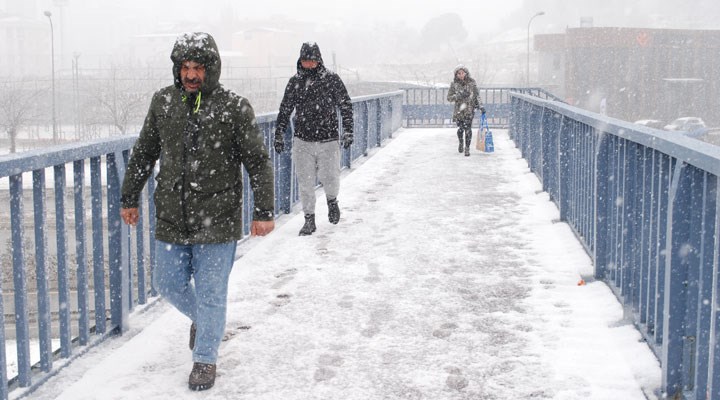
left=527, top=11, right=545, bottom=87
left=44, top=10, right=57, bottom=143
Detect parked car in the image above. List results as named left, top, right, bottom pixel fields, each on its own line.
left=634, top=119, right=665, bottom=129
left=663, top=117, right=707, bottom=135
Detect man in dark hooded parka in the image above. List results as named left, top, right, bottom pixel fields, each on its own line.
left=120, top=32, right=275, bottom=391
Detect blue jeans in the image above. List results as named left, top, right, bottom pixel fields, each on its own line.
left=154, top=240, right=237, bottom=364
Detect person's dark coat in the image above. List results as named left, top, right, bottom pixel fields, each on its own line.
left=121, top=32, right=274, bottom=245
left=447, top=65, right=480, bottom=123
left=275, top=42, right=353, bottom=142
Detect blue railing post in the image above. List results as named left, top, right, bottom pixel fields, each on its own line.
left=121, top=151, right=134, bottom=312
left=275, top=124, right=293, bottom=215
left=54, top=164, right=72, bottom=358
left=690, top=172, right=715, bottom=397
left=376, top=98, right=383, bottom=147
left=638, top=147, right=653, bottom=326
left=387, top=98, right=394, bottom=139
left=594, top=132, right=611, bottom=280
left=653, top=156, right=673, bottom=347
left=73, top=160, right=90, bottom=345
left=90, top=156, right=106, bottom=334
left=661, top=161, right=692, bottom=397
left=10, top=174, right=31, bottom=387
left=708, top=179, right=720, bottom=400
left=32, top=169, right=52, bottom=372
left=147, top=177, right=158, bottom=297
left=107, top=151, right=130, bottom=333
left=0, top=288, right=6, bottom=399
left=136, top=190, right=146, bottom=305
left=644, top=151, right=660, bottom=338
left=622, top=143, right=640, bottom=308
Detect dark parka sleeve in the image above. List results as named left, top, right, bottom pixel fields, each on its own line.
left=274, top=77, right=298, bottom=139
left=333, top=75, right=353, bottom=134
left=121, top=92, right=162, bottom=208
left=447, top=82, right=462, bottom=103
left=235, top=97, right=275, bottom=221
left=470, top=80, right=481, bottom=110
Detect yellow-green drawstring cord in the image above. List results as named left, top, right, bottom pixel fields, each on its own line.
left=181, top=91, right=202, bottom=114
left=193, top=91, right=202, bottom=114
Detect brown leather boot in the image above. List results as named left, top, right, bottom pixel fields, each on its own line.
left=188, top=362, right=216, bottom=391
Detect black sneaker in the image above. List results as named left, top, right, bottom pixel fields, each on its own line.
left=189, top=322, right=196, bottom=350
left=458, top=142, right=463, bottom=153
left=299, top=214, right=316, bottom=236
left=327, top=198, right=340, bottom=224
left=188, top=362, right=216, bottom=391
left=464, top=146, right=470, bottom=157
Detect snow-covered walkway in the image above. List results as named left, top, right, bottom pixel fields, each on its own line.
left=25, top=128, right=661, bottom=400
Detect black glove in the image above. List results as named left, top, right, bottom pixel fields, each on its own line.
left=479, top=106, right=486, bottom=115
left=341, top=133, right=354, bottom=149
left=273, top=134, right=284, bottom=153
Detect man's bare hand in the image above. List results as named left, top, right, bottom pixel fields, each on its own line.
left=251, top=220, right=275, bottom=236
left=121, top=208, right=139, bottom=226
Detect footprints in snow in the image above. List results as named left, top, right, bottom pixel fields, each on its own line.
left=337, top=295, right=354, bottom=309
left=432, top=322, right=459, bottom=339
left=364, top=262, right=382, bottom=283
left=271, top=267, right=297, bottom=289
left=313, top=353, right=345, bottom=382
left=445, top=366, right=470, bottom=391
left=266, top=268, right=298, bottom=314
left=270, top=293, right=292, bottom=308
left=222, top=325, right=251, bottom=341
left=361, top=304, right=395, bottom=338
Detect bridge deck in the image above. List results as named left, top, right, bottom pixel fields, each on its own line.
left=25, top=128, right=661, bottom=400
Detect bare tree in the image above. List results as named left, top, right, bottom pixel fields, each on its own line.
left=0, top=81, right=44, bottom=153
left=420, top=13, right=468, bottom=62
left=88, top=66, right=150, bottom=136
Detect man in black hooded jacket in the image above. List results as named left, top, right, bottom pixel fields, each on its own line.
left=274, top=42, right=354, bottom=236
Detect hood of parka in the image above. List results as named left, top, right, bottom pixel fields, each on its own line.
left=171, top=32, right=221, bottom=93
left=453, top=64, right=471, bottom=83
left=295, top=41, right=325, bottom=74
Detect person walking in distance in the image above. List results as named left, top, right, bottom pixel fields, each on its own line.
left=119, top=32, right=275, bottom=391
left=273, top=42, right=354, bottom=236
left=447, top=65, right=484, bottom=156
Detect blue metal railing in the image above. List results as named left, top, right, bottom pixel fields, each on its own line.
left=9, top=83, right=706, bottom=398
left=402, top=86, right=562, bottom=128
left=509, top=92, right=720, bottom=400
left=0, top=91, right=403, bottom=399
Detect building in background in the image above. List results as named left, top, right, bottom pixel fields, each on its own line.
left=535, top=27, right=720, bottom=126
left=0, top=0, right=49, bottom=78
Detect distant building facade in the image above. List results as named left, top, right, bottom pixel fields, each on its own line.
left=0, top=15, right=48, bottom=77
left=535, top=27, right=720, bottom=126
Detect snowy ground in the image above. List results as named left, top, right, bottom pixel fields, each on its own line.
left=20, top=128, right=661, bottom=400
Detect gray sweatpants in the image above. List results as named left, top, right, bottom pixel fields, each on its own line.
left=292, top=137, right=341, bottom=215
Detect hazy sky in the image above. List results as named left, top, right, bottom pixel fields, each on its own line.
left=30, top=0, right=719, bottom=55
left=232, top=0, right=525, bottom=35
left=34, top=0, right=526, bottom=39
left=12, top=0, right=720, bottom=72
